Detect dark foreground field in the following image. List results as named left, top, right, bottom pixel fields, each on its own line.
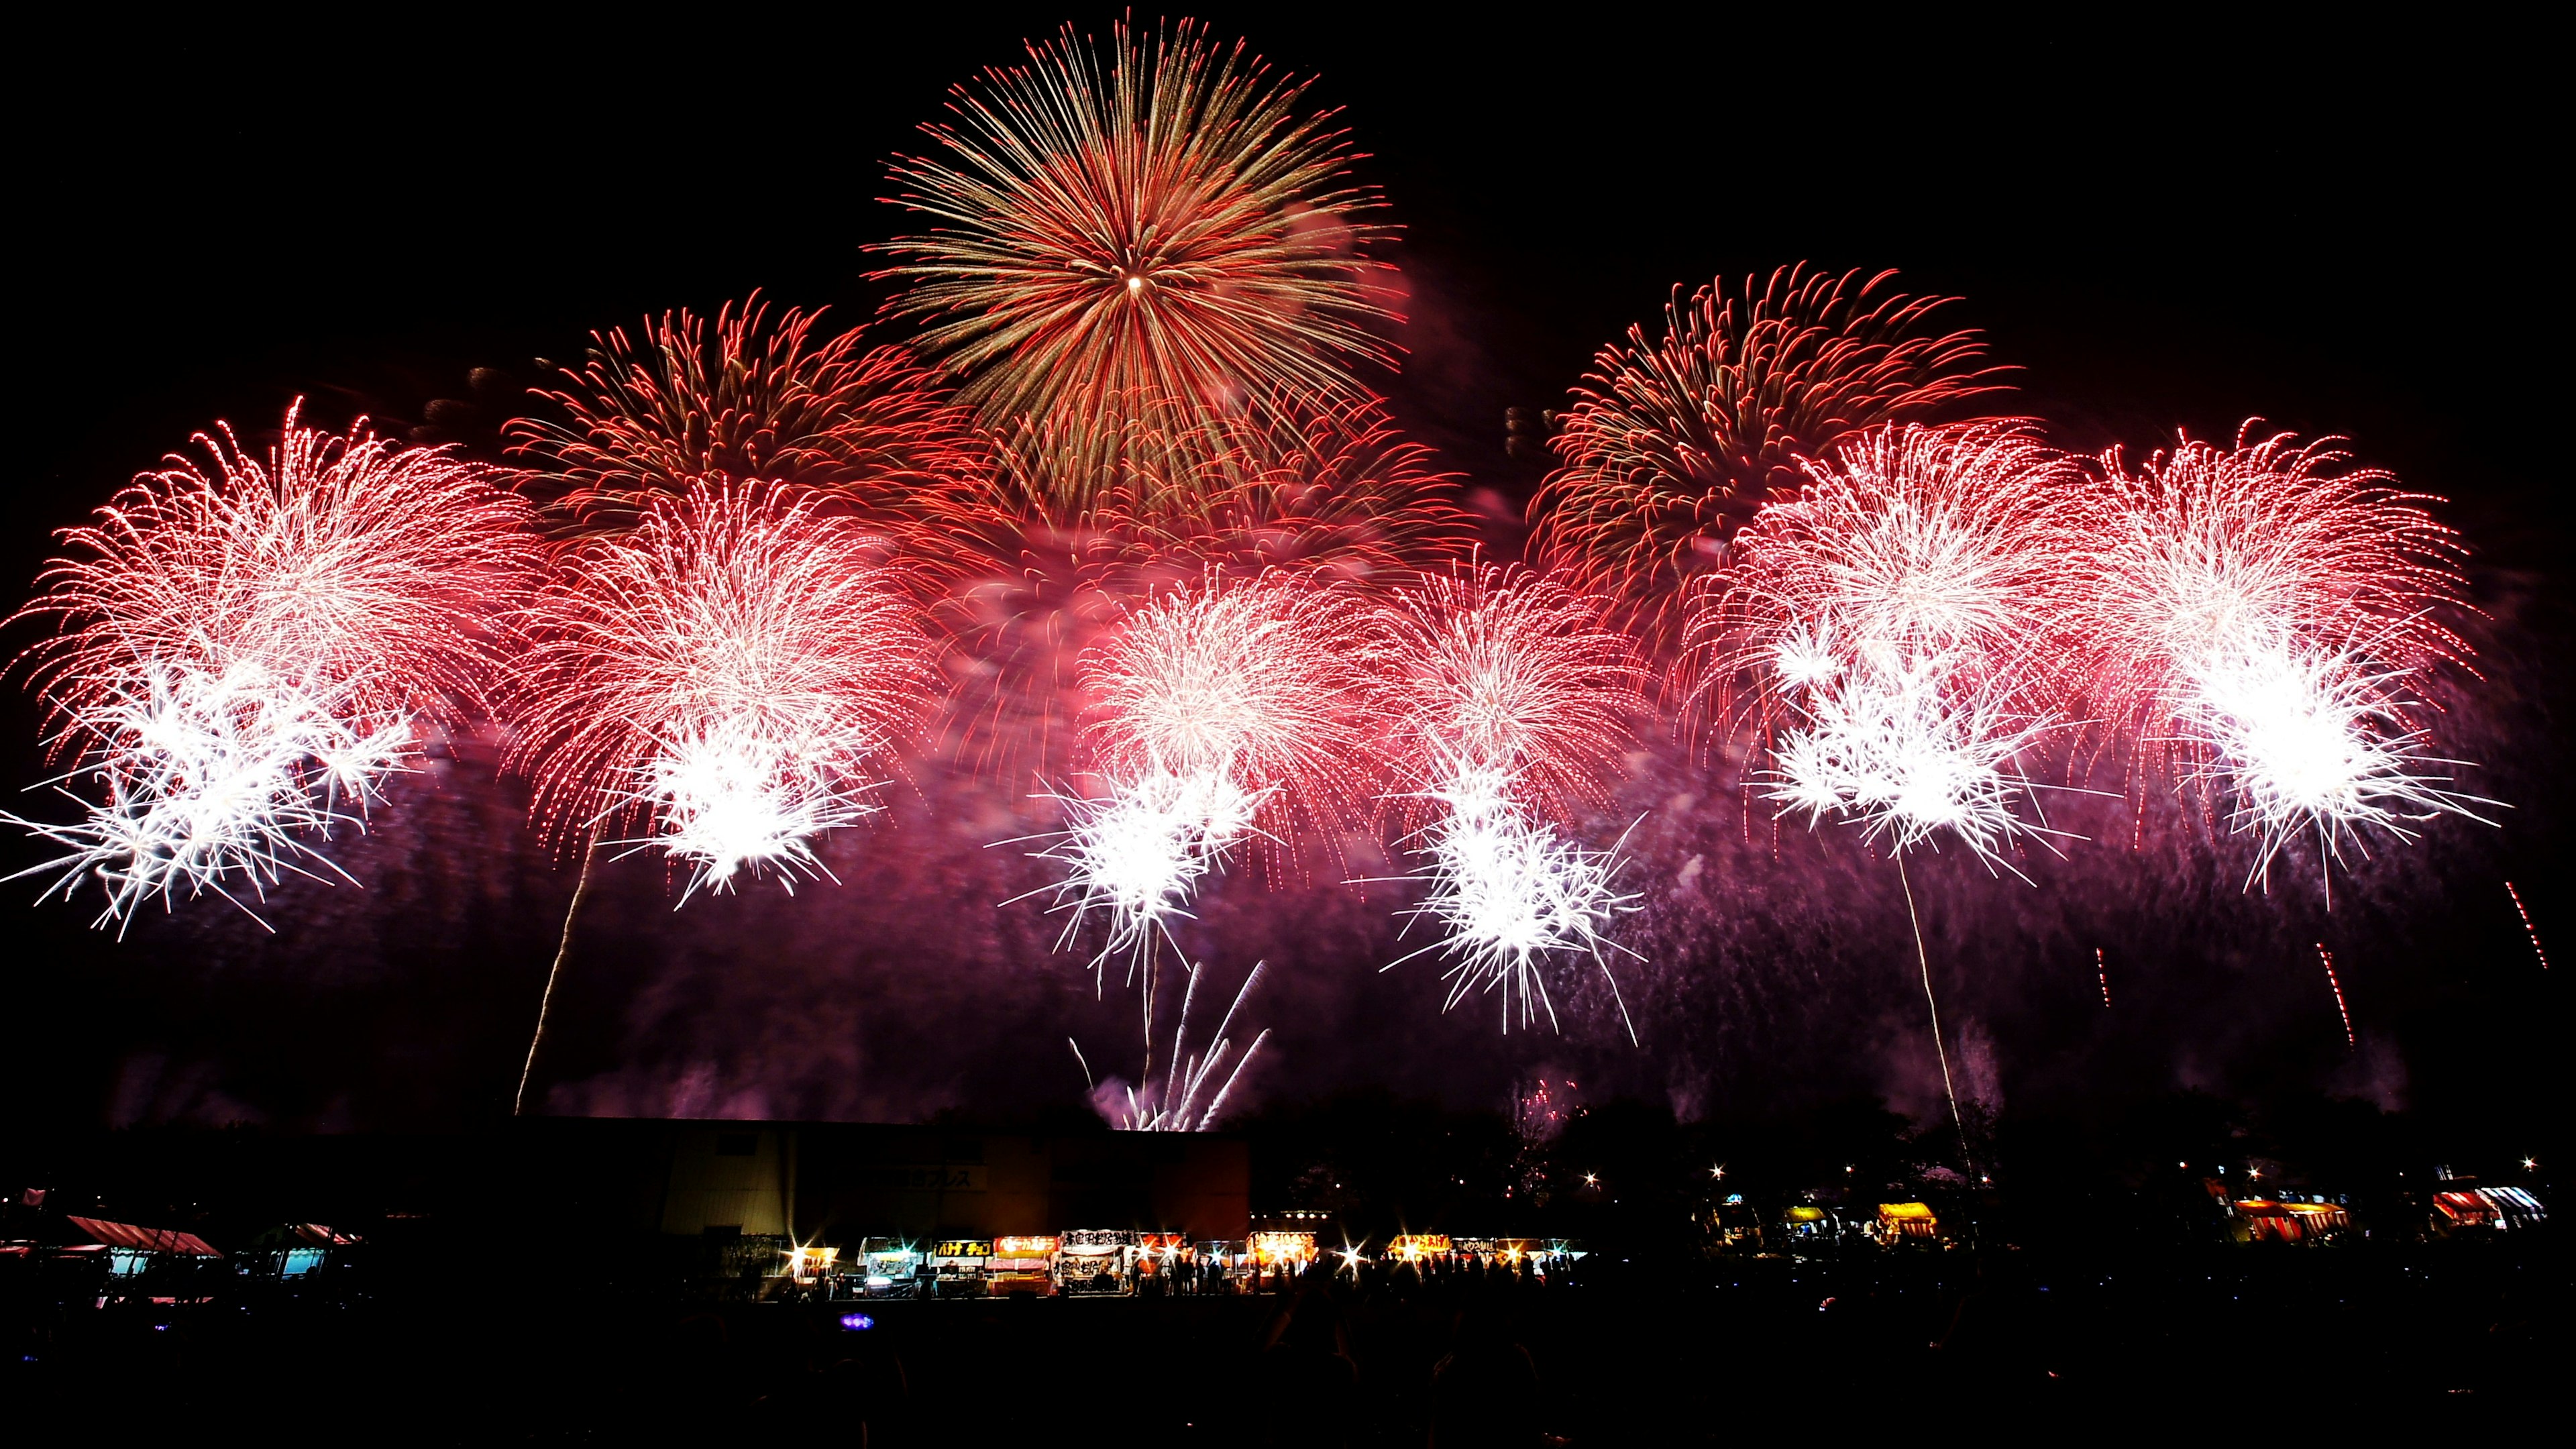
left=4, top=1238, right=2555, bottom=1444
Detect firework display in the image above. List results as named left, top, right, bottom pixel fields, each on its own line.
left=1367, top=566, right=1645, bottom=1030
left=2066, top=427, right=2486, bottom=883
left=1708, top=423, right=2082, bottom=865
left=504, top=482, right=936, bottom=898
left=1030, top=570, right=1366, bottom=975
left=9, top=405, right=536, bottom=926
left=1531, top=266, right=2009, bottom=645
left=9, top=16, right=2520, bottom=1130
left=879, top=19, right=1393, bottom=445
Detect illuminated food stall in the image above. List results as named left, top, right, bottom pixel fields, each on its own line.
left=928, top=1239, right=991, bottom=1297
left=1874, top=1201, right=1939, bottom=1244
left=856, top=1237, right=922, bottom=1296
left=1133, top=1231, right=1186, bottom=1291
left=1054, top=1228, right=1137, bottom=1295
left=1250, top=1230, right=1318, bottom=1282
left=1779, top=1204, right=1840, bottom=1243
left=987, top=1235, right=1057, bottom=1296
left=2234, top=1197, right=2350, bottom=1243
left=785, top=1242, right=841, bottom=1286
left=1387, top=1233, right=1450, bottom=1269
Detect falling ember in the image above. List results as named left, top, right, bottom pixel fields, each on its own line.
left=2506, top=881, right=2550, bottom=971
left=2096, top=947, right=2112, bottom=1009
left=2315, top=943, right=2355, bottom=1048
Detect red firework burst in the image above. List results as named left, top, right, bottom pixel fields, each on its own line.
left=502, top=482, right=938, bottom=891
left=506, top=292, right=983, bottom=535
left=1366, top=563, right=1644, bottom=826
left=2065, top=425, right=2483, bottom=876
left=1079, top=570, right=1372, bottom=857
left=1532, top=266, right=2010, bottom=645
left=929, top=398, right=1468, bottom=784
left=16, top=401, right=539, bottom=742
left=878, top=18, right=1395, bottom=439
left=2068, top=425, right=2469, bottom=746
left=1704, top=423, right=2084, bottom=859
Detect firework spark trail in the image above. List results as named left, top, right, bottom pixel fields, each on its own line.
left=2070, top=426, right=2489, bottom=888
left=1710, top=422, right=2085, bottom=867
left=2096, top=947, right=2112, bottom=1008
left=508, top=292, right=983, bottom=544
left=1071, top=960, right=1272, bottom=1131
left=1364, top=565, right=1646, bottom=1034
left=2315, top=942, right=2355, bottom=1048
left=879, top=18, right=1394, bottom=445
left=1532, top=265, right=2011, bottom=647
left=2506, top=881, right=2550, bottom=970
left=1025, top=572, right=1365, bottom=981
left=7, top=404, right=537, bottom=926
left=504, top=482, right=937, bottom=900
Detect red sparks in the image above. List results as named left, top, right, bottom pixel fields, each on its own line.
left=507, top=292, right=985, bottom=541
left=1532, top=265, right=2011, bottom=647
left=15, top=400, right=539, bottom=745
left=2065, top=424, right=2471, bottom=766
left=2096, top=947, right=2112, bottom=1009
left=2506, top=881, right=2550, bottom=970
left=1364, top=562, right=1645, bottom=826
left=502, top=482, right=938, bottom=874
left=2315, top=943, right=2355, bottom=1048
left=1078, top=570, right=1371, bottom=867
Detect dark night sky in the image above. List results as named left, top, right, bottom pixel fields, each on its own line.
left=5, top=13, right=2563, bottom=1147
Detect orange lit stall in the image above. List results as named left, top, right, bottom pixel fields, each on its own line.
left=1054, top=1229, right=1137, bottom=1295
left=1250, top=1230, right=1317, bottom=1283
left=987, top=1235, right=1057, bottom=1296
left=1874, top=1201, right=1939, bottom=1244
left=1386, top=1233, right=1451, bottom=1270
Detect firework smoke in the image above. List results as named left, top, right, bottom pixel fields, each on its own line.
left=9, top=405, right=536, bottom=926
left=505, top=482, right=936, bottom=899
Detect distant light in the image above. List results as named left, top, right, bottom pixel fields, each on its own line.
left=838, top=1312, right=875, bottom=1332
left=1711, top=1165, right=1725, bottom=1179
left=1125, top=275, right=1144, bottom=294
left=1582, top=1173, right=1599, bottom=1187
left=2524, top=1157, right=2539, bottom=1171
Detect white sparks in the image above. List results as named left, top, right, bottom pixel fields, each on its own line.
left=1024, top=765, right=1267, bottom=982
left=1393, top=762, right=1639, bottom=1037
left=614, top=714, right=888, bottom=903
left=6, top=660, right=411, bottom=932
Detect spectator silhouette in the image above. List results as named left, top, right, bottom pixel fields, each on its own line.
left=1430, top=1310, right=1542, bottom=1449
left=1253, top=1277, right=1360, bottom=1447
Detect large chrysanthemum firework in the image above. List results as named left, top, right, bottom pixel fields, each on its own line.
left=8, top=404, right=537, bottom=925
left=878, top=19, right=1395, bottom=444
left=1028, top=571, right=1367, bottom=971
left=1709, top=423, right=2081, bottom=863
left=504, top=482, right=937, bottom=899
left=1532, top=266, right=2010, bottom=645
left=1366, top=566, right=1646, bottom=1033
left=2068, top=426, right=2486, bottom=882
left=506, top=293, right=983, bottom=535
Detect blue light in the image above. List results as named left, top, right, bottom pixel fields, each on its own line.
left=838, top=1312, right=875, bottom=1332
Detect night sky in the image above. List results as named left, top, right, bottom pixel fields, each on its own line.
left=7, top=13, right=2561, bottom=1152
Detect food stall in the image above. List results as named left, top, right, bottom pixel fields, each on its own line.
left=1132, top=1231, right=1187, bottom=1293
left=1248, top=1230, right=1317, bottom=1285
left=1387, top=1233, right=1451, bottom=1271
left=987, top=1235, right=1057, bottom=1296
left=856, top=1237, right=922, bottom=1297
left=1873, top=1201, right=1939, bottom=1244
left=1053, top=1229, right=1136, bottom=1295
left=928, top=1239, right=991, bottom=1298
